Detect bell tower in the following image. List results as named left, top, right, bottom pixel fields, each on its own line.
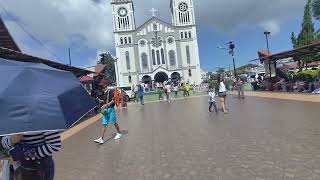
left=111, top=0, right=136, bottom=32
left=170, top=0, right=195, bottom=26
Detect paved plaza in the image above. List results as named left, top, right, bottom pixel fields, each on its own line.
left=55, top=95, right=320, bottom=180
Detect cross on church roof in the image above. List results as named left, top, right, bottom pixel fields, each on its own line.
left=150, top=8, right=157, bottom=17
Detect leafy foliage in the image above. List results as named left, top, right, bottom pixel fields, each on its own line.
left=235, top=64, right=259, bottom=74
left=98, top=52, right=116, bottom=84
left=216, top=68, right=225, bottom=75
left=291, top=0, right=318, bottom=71
left=313, top=0, right=320, bottom=20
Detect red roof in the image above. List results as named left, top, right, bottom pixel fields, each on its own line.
left=79, top=76, right=94, bottom=82
left=95, top=64, right=106, bottom=74
left=253, top=42, right=320, bottom=62
left=308, top=61, right=320, bottom=67
left=258, top=50, right=272, bottom=57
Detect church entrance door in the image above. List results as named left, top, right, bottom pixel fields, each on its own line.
left=171, top=72, right=181, bottom=83
left=154, top=72, right=168, bottom=83
left=142, top=75, right=152, bottom=84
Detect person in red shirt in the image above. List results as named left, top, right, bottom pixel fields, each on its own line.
left=114, top=88, right=120, bottom=107
left=121, top=89, right=127, bottom=107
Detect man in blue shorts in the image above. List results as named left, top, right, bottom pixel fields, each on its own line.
left=94, top=88, right=122, bottom=144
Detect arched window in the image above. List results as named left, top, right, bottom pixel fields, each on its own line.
left=161, top=48, right=165, bottom=64
left=128, top=37, right=132, bottom=44
left=153, top=23, right=157, bottom=31
left=181, top=32, right=184, bottom=39
left=189, top=31, right=192, bottom=38
left=152, top=50, right=156, bottom=65
left=120, top=37, right=123, bottom=44
left=124, top=37, right=128, bottom=44
left=125, top=51, right=130, bottom=70
left=169, top=50, right=176, bottom=66
left=185, top=32, right=188, bottom=39
left=156, top=50, right=161, bottom=65
left=186, top=45, right=191, bottom=64
left=128, top=76, right=132, bottom=83
left=141, top=53, right=148, bottom=69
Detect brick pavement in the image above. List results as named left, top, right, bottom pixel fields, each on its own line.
left=56, top=95, right=320, bottom=180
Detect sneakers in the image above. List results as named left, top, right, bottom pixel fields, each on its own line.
left=94, top=133, right=122, bottom=144
left=94, top=137, right=104, bottom=144
left=114, top=133, right=122, bottom=140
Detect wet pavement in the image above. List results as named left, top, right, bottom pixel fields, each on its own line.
left=55, top=96, right=320, bottom=180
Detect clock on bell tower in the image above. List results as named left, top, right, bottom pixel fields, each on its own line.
left=170, top=0, right=195, bottom=26
left=111, top=0, right=136, bottom=32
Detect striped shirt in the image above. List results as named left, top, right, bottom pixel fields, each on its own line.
left=1, top=131, right=61, bottom=160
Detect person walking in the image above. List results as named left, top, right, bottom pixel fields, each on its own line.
left=121, top=89, right=128, bottom=108
left=208, top=88, right=218, bottom=113
left=218, top=76, right=228, bottom=113
left=237, top=78, right=245, bottom=99
left=173, top=85, right=178, bottom=98
left=94, top=87, right=122, bottom=144
left=165, top=82, right=172, bottom=103
left=1, top=131, right=62, bottom=180
left=185, top=83, right=191, bottom=97
left=137, top=84, right=145, bottom=105
left=114, top=88, right=121, bottom=107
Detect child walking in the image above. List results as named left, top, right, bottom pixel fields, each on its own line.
left=208, top=89, right=218, bottom=113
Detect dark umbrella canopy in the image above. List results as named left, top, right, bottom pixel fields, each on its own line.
left=0, top=58, right=97, bottom=136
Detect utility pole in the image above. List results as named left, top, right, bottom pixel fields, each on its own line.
left=217, top=41, right=237, bottom=79
left=264, top=31, right=271, bottom=78
left=68, top=48, right=72, bottom=66
left=227, top=41, right=237, bottom=79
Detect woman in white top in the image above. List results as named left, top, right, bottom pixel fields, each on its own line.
left=218, top=76, right=228, bottom=113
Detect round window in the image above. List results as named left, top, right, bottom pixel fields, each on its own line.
left=167, top=37, right=174, bottom=44
left=139, top=40, right=146, bottom=47
left=179, top=2, right=188, bottom=12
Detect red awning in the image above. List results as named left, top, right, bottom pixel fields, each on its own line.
left=252, top=42, right=320, bottom=62
left=95, top=64, right=106, bottom=74
left=79, top=76, right=94, bottom=82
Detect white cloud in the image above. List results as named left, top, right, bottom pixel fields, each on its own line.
left=1, top=0, right=306, bottom=65
left=260, top=20, right=281, bottom=35
left=84, top=49, right=106, bottom=68
left=2, top=0, right=114, bottom=49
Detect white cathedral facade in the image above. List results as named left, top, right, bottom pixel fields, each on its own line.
left=112, top=0, right=202, bottom=86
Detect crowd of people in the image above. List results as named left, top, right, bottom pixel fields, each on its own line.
left=131, top=81, right=195, bottom=103
left=251, top=74, right=320, bottom=93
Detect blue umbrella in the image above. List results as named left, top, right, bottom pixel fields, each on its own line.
left=0, top=58, right=97, bottom=136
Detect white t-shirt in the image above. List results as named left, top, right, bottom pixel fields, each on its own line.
left=173, top=86, right=178, bottom=91
left=219, top=82, right=227, bottom=92
left=165, top=85, right=172, bottom=93
left=208, top=91, right=216, bottom=102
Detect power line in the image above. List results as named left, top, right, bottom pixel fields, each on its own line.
left=0, top=2, right=61, bottom=61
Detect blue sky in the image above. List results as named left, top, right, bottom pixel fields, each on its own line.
left=1, top=0, right=312, bottom=71
left=199, top=19, right=304, bottom=71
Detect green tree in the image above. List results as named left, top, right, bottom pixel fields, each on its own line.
left=98, top=52, right=116, bottom=84
left=292, top=0, right=317, bottom=71
left=313, top=0, right=320, bottom=20
left=216, top=68, right=225, bottom=75
left=235, top=64, right=259, bottom=74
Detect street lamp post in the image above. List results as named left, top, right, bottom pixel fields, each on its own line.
left=264, top=31, right=272, bottom=78
left=217, top=41, right=237, bottom=79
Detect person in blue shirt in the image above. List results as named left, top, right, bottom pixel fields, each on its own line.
left=137, top=84, right=145, bottom=105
